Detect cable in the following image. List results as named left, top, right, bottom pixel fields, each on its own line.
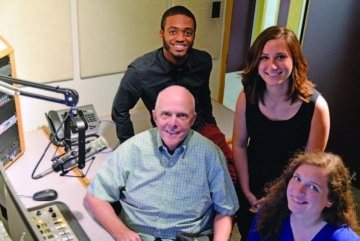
left=31, top=116, right=114, bottom=179
left=31, top=112, right=70, bottom=179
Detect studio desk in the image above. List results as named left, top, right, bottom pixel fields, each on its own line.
left=5, top=100, right=234, bottom=240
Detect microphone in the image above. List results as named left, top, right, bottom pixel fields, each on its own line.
left=52, top=150, right=78, bottom=172
left=52, top=136, right=108, bottom=172
left=33, top=151, right=76, bottom=179
left=33, top=136, right=108, bottom=177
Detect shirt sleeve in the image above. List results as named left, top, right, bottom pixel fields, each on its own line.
left=191, top=52, right=216, bottom=131
left=331, top=226, right=360, bottom=241
left=198, top=59, right=213, bottom=122
left=208, top=146, right=239, bottom=215
left=111, top=66, right=142, bottom=143
left=87, top=150, right=125, bottom=202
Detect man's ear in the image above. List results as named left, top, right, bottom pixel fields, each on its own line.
left=190, top=112, right=197, bottom=126
left=152, top=110, right=157, bottom=122
left=159, top=30, right=164, bottom=40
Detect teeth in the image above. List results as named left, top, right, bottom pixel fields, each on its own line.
left=293, top=198, right=306, bottom=204
left=167, top=131, right=178, bottom=135
left=174, top=44, right=186, bottom=50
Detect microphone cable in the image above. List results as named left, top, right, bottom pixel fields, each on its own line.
left=31, top=112, right=70, bottom=179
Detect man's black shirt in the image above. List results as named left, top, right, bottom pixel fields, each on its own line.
left=112, top=47, right=217, bottom=142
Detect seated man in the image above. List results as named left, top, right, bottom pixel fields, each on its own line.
left=84, top=85, right=239, bottom=241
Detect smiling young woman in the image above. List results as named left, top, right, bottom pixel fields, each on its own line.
left=248, top=152, right=360, bottom=241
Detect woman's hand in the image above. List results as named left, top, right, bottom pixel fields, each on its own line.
left=246, top=192, right=261, bottom=213
left=249, top=199, right=262, bottom=213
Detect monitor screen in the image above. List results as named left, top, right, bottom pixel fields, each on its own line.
left=0, top=166, right=43, bottom=240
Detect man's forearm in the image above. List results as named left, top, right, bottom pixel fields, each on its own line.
left=84, top=193, right=138, bottom=240
left=213, top=213, right=233, bottom=241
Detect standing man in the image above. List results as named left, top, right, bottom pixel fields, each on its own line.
left=111, top=5, right=237, bottom=182
left=85, top=85, right=239, bottom=241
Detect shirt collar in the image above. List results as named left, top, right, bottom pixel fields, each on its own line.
left=157, top=48, right=192, bottom=73
left=156, top=129, right=194, bottom=158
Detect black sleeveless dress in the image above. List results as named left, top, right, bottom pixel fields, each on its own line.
left=246, top=90, right=319, bottom=196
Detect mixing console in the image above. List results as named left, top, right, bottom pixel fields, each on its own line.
left=28, top=201, right=90, bottom=241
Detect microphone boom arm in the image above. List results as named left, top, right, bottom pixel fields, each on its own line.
left=0, top=75, right=87, bottom=175
left=0, top=75, right=79, bottom=107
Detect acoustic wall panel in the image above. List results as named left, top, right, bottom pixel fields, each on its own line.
left=77, top=0, right=226, bottom=78
left=0, top=0, right=73, bottom=82
left=77, top=0, right=167, bottom=78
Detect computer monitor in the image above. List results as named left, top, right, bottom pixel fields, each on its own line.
left=0, top=166, right=43, bottom=240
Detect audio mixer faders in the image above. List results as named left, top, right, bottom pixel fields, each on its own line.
left=28, top=201, right=90, bottom=241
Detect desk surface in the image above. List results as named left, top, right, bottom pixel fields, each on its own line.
left=6, top=129, right=114, bottom=240
left=6, top=100, right=234, bottom=240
